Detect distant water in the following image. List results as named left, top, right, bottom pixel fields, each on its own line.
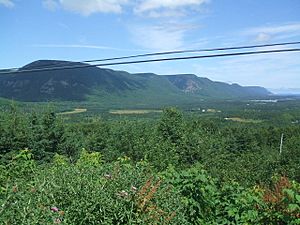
left=268, top=88, right=300, bottom=95
left=250, top=99, right=278, bottom=103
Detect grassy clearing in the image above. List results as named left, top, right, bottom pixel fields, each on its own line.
left=57, top=108, right=87, bottom=115
left=224, top=117, right=263, bottom=123
left=109, top=109, right=163, bottom=115
left=206, top=108, right=221, bottom=113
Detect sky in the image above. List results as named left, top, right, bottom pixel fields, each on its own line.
left=1, top=0, right=300, bottom=90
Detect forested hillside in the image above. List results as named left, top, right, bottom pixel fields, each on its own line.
left=0, top=60, right=270, bottom=104
left=0, top=106, right=299, bottom=224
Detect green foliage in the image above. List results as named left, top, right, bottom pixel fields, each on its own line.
left=1, top=149, right=300, bottom=224
left=0, top=106, right=300, bottom=224
left=260, top=176, right=300, bottom=224
left=76, top=148, right=103, bottom=167
left=213, top=182, right=263, bottom=224
left=0, top=151, right=187, bottom=225
left=0, top=104, right=28, bottom=155
left=6, top=149, right=36, bottom=179
left=29, top=110, right=64, bottom=161
left=162, top=165, right=218, bottom=224
left=53, top=153, right=69, bottom=166
left=158, top=108, right=184, bottom=144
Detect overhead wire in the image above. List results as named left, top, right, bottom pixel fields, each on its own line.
left=0, top=47, right=300, bottom=75
left=11, top=41, right=300, bottom=69
left=80, top=40, right=300, bottom=63
left=1, top=40, right=300, bottom=72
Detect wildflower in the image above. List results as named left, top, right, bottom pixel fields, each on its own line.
left=117, top=190, right=129, bottom=198
left=54, top=218, right=61, bottom=224
left=51, top=207, right=59, bottom=212
left=104, top=174, right=112, bottom=179
left=59, top=210, right=65, bottom=216
left=131, top=186, right=137, bottom=192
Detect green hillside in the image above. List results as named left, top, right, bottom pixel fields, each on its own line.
left=0, top=60, right=271, bottom=106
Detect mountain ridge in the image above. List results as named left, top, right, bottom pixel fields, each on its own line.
left=0, top=60, right=271, bottom=104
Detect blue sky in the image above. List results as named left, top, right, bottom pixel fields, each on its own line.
left=1, top=0, right=300, bottom=90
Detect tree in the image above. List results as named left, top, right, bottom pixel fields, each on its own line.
left=157, top=107, right=184, bottom=144
left=30, top=111, right=64, bottom=161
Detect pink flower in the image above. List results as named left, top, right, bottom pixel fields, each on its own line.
left=51, top=207, right=59, bottom=212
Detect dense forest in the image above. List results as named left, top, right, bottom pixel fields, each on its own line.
left=0, top=105, right=299, bottom=224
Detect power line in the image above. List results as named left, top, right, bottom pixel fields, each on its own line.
left=0, top=48, right=300, bottom=75
left=81, top=41, right=300, bottom=63
left=2, top=41, right=300, bottom=71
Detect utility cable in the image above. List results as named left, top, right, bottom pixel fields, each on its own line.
left=0, top=48, right=300, bottom=74
left=2, top=40, right=300, bottom=72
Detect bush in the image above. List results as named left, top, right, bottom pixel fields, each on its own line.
left=0, top=151, right=187, bottom=224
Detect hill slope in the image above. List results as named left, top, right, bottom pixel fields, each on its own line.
left=164, top=74, right=270, bottom=98
left=0, top=60, right=271, bottom=104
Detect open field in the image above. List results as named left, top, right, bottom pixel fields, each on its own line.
left=57, top=108, right=87, bottom=115
left=224, top=117, right=263, bottom=123
left=1, top=97, right=300, bottom=124
left=109, top=109, right=163, bottom=115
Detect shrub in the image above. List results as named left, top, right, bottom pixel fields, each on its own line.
left=0, top=151, right=187, bottom=224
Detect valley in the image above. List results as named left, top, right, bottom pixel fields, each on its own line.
left=0, top=62, right=299, bottom=224
left=1, top=1, right=300, bottom=223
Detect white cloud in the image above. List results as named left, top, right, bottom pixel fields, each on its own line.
left=245, top=23, right=300, bottom=35
left=58, top=22, right=70, bottom=30
left=188, top=24, right=300, bottom=89
left=31, top=44, right=142, bottom=52
left=146, top=9, right=186, bottom=18
left=135, top=0, right=209, bottom=13
left=43, top=0, right=128, bottom=15
left=42, top=0, right=209, bottom=17
left=129, top=0, right=209, bottom=50
left=255, top=33, right=271, bottom=42
left=0, top=0, right=14, bottom=8
left=43, top=0, right=59, bottom=11
left=243, top=23, right=300, bottom=42
left=192, top=46, right=300, bottom=88
left=130, top=22, right=198, bottom=51
left=134, top=0, right=209, bottom=17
